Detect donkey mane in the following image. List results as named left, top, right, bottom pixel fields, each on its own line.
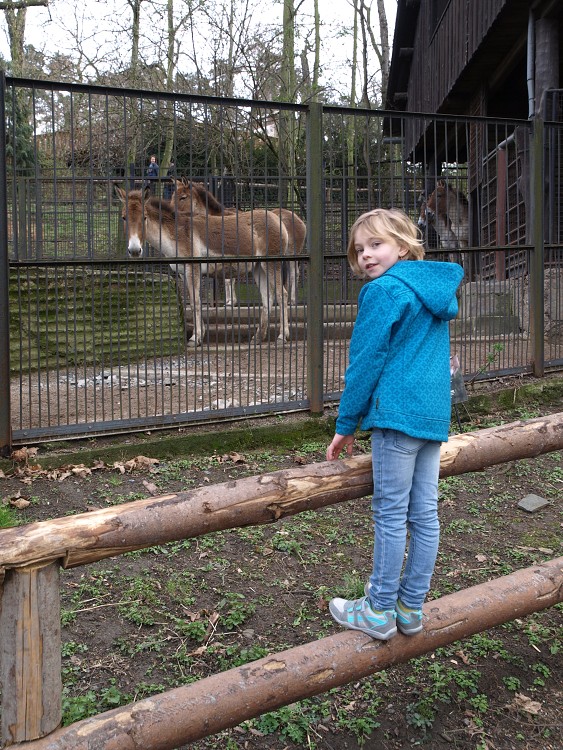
left=127, top=189, right=177, bottom=222
left=193, top=182, right=229, bottom=214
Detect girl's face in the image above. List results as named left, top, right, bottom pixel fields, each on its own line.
left=353, top=224, right=408, bottom=279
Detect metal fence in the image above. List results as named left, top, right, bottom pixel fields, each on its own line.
left=1, top=75, right=562, bottom=449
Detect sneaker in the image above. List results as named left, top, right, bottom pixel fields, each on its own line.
left=396, top=599, right=423, bottom=635
left=329, top=596, right=397, bottom=640
left=364, top=583, right=423, bottom=636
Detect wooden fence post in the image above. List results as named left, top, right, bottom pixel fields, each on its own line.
left=0, top=561, right=62, bottom=745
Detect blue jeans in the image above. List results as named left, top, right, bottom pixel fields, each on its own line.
left=369, top=428, right=441, bottom=611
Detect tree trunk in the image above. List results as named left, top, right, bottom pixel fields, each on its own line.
left=0, top=414, right=562, bottom=572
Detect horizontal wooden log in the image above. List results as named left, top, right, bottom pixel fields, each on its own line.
left=14, top=557, right=563, bottom=750
left=0, top=414, right=561, bottom=572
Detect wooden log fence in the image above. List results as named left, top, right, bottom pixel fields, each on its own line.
left=10, top=558, right=563, bottom=750
left=1, top=413, right=562, bottom=747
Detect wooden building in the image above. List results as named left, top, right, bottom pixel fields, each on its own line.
left=385, top=0, right=562, bottom=275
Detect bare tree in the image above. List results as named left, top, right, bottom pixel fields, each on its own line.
left=1, top=0, right=47, bottom=75
left=356, top=0, right=390, bottom=106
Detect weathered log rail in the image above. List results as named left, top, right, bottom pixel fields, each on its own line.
left=10, top=558, right=563, bottom=750
left=1, top=413, right=562, bottom=573
left=1, top=413, right=562, bottom=747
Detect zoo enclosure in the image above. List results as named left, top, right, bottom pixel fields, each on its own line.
left=1, top=75, right=562, bottom=451
left=1, top=414, right=562, bottom=747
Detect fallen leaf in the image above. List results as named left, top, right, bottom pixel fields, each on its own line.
left=455, top=649, right=471, bottom=665
left=10, top=497, right=31, bottom=509
left=475, top=554, right=487, bottom=562
left=229, top=452, right=246, bottom=463
left=181, top=609, right=201, bottom=622
left=512, top=693, right=542, bottom=715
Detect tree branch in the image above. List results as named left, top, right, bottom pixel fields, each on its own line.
left=0, top=0, right=47, bottom=9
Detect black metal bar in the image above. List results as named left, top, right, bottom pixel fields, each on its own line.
left=306, top=102, right=324, bottom=415
left=0, top=72, right=12, bottom=455
left=530, top=113, right=545, bottom=377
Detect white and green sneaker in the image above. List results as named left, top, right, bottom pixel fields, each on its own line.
left=396, top=599, right=423, bottom=635
left=329, top=596, right=397, bottom=640
left=364, top=582, right=424, bottom=636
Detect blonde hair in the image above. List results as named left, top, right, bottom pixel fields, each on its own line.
left=346, top=207, right=425, bottom=276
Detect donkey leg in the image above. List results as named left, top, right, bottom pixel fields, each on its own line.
left=184, top=265, right=204, bottom=346
left=225, top=277, right=238, bottom=306
left=287, top=261, right=300, bottom=305
left=251, top=263, right=270, bottom=341
left=275, top=262, right=290, bottom=341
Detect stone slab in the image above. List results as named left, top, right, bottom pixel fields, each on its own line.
left=517, top=494, right=550, bottom=512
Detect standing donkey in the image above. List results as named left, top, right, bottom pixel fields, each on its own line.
left=171, top=180, right=306, bottom=305
left=116, top=186, right=289, bottom=346
left=418, top=180, right=469, bottom=267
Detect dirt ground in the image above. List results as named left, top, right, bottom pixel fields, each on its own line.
left=1, top=389, right=562, bottom=750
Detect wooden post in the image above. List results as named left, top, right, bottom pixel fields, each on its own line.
left=0, top=562, right=62, bottom=745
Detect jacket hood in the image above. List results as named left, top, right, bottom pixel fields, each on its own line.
left=382, top=260, right=464, bottom=320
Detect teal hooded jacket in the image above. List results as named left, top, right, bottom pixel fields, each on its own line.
left=335, top=260, right=464, bottom=443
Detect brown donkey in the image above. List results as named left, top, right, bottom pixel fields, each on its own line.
left=171, top=179, right=306, bottom=304
left=116, top=186, right=289, bottom=346
left=418, top=180, right=469, bottom=266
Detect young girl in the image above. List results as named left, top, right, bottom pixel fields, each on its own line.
left=327, top=208, right=464, bottom=640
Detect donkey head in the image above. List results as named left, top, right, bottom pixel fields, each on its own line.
left=115, top=185, right=151, bottom=258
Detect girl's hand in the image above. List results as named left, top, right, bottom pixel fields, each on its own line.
left=326, top=434, right=355, bottom=461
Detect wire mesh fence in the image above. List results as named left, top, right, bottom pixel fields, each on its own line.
left=1, top=76, right=562, bottom=445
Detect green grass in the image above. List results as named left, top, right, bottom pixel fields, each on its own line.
left=0, top=504, right=19, bottom=528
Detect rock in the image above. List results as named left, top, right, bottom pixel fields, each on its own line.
left=517, top=494, right=550, bottom=512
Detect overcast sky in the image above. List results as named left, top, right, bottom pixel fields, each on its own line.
left=1, top=0, right=397, bottom=99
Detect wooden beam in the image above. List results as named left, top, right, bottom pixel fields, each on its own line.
left=0, top=414, right=562, bottom=572
left=0, top=562, right=61, bottom=745
left=13, top=558, right=563, bottom=750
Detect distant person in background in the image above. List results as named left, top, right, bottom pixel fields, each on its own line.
left=163, top=161, right=176, bottom=201
left=146, top=155, right=159, bottom=193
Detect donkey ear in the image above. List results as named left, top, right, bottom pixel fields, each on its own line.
left=143, top=184, right=151, bottom=200
left=437, top=179, right=446, bottom=188
left=114, top=185, right=126, bottom=203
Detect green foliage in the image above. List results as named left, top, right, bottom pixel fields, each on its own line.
left=0, top=504, right=19, bottom=528
left=216, top=592, right=256, bottom=630
left=61, top=682, right=131, bottom=726
left=5, top=91, right=36, bottom=173
left=255, top=702, right=319, bottom=744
